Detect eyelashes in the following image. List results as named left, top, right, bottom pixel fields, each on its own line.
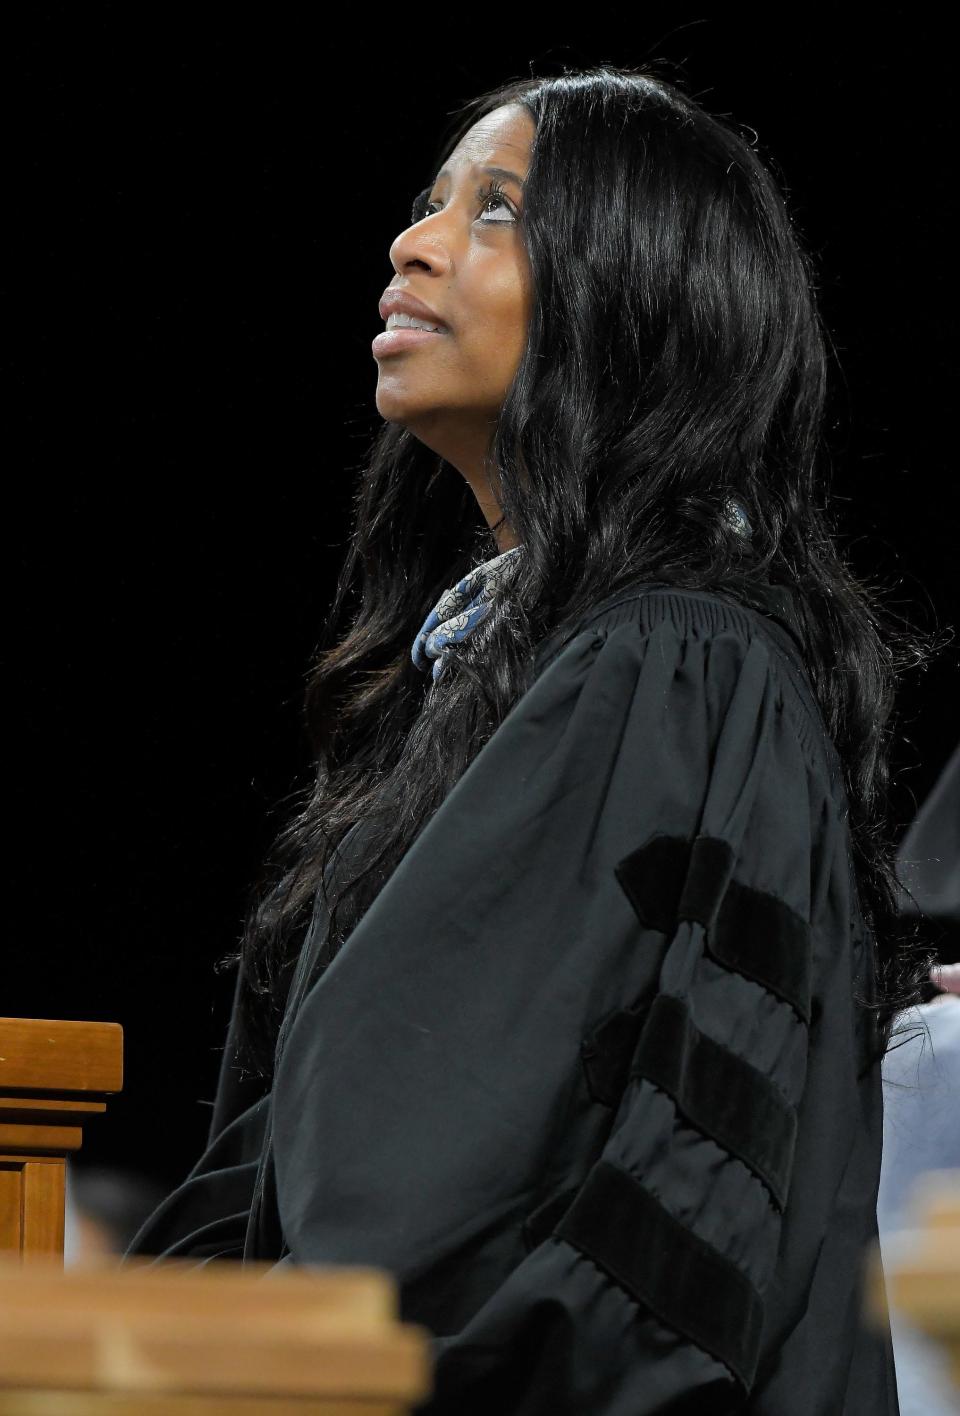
left=409, top=178, right=516, bottom=227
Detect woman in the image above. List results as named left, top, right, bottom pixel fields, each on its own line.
left=125, top=64, right=934, bottom=1414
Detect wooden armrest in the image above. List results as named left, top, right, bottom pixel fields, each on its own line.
left=0, top=1254, right=434, bottom=1413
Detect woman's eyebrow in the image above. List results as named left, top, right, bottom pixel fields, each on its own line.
left=433, top=163, right=525, bottom=191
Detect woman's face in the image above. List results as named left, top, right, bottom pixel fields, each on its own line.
left=374, top=103, right=535, bottom=474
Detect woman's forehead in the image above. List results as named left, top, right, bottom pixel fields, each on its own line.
left=444, top=105, right=533, bottom=171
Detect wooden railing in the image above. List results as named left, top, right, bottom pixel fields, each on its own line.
left=0, top=1017, right=123, bottom=1263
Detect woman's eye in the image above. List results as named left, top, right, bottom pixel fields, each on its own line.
left=478, top=188, right=515, bottom=222
left=410, top=191, right=436, bottom=223
left=409, top=183, right=516, bottom=227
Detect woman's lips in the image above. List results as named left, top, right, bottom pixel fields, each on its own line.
left=372, top=327, right=448, bottom=358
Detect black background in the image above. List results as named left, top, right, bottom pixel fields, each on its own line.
left=5, top=14, right=957, bottom=1192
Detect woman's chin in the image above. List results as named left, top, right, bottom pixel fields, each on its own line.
left=374, top=386, right=442, bottom=431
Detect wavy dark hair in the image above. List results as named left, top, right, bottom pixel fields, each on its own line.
left=220, top=62, right=939, bottom=1081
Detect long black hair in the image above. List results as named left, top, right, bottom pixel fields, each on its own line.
left=221, top=63, right=938, bottom=1079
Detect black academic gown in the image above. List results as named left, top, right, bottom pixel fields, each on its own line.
left=124, top=583, right=900, bottom=1415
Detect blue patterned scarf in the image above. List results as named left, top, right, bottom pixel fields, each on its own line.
left=411, top=499, right=753, bottom=684
left=411, top=545, right=524, bottom=683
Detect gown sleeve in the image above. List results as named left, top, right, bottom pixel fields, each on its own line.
left=268, top=608, right=821, bottom=1414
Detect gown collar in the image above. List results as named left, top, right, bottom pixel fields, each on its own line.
left=409, top=499, right=802, bottom=684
